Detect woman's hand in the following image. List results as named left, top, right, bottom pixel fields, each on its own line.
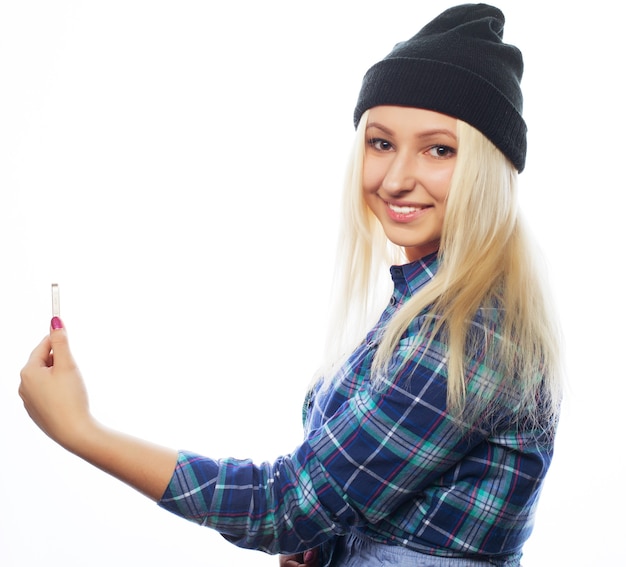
left=19, top=319, right=93, bottom=451
left=19, top=318, right=179, bottom=501
left=279, top=549, right=319, bottom=567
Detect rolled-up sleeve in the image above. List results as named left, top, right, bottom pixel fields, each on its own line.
left=158, top=448, right=351, bottom=554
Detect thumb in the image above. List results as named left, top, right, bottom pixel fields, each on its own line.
left=49, top=317, right=76, bottom=370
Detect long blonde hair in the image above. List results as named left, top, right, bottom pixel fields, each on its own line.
left=324, top=111, right=562, bottom=428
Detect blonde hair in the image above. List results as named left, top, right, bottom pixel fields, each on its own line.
left=324, top=111, right=562, bottom=429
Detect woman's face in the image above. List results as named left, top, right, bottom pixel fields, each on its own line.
left=363, top=106, right=457, bottom=262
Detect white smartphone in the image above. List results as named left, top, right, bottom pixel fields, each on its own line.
left=51, top=283, right=60, bottom=318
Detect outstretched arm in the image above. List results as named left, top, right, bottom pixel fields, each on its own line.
left=20, top=320, right=344, bottom=555
left=19, top=319, right=178, bottom=501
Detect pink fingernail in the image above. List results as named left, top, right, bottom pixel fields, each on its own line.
left=303, top=551, right=314, bottom=563
left=51, top=316, right=63, bottom=330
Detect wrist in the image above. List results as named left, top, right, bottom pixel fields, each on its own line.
left=59, top=414, right=103, bottom=456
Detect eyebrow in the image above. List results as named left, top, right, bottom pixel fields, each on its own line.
left=366, top=122, right=457, bottom=140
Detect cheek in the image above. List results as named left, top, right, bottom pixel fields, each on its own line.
left=431, top=169, right=454, bottom=203
left=362, top=160, right=384, bottom=195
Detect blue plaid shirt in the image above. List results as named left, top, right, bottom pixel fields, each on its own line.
left=158, top=253, right=556, bottom=559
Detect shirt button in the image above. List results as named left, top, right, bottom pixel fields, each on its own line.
left=389, top=297, right=396, bottom=306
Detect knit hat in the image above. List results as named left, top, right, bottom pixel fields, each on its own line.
left=354, top=3, right=527, bottom=172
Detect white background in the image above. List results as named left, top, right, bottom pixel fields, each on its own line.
left=1, top=1, right=624, bottom=565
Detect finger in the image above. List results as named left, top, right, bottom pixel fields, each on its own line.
left=279, top=555, right=304, bottom=567
left=25, top=335, right=53, bottom=368
left=303, top=549, right=318, bottom=565
left=48, top=319, right=77, bottom=371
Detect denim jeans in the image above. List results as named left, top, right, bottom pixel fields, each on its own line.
left=328, top=532, right=523, bottom=567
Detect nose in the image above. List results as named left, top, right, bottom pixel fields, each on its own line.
left=381, top=152, right=417, bottom=195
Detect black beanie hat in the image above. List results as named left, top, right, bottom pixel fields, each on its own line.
left=354, top=3, right=527, bottom=172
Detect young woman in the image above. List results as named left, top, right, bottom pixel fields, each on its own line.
left=19, top=4, right=561, bottom=567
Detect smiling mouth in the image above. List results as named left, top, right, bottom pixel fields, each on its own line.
left=387, top=202, right=430, bottom=214
left=389, top=203, right=419, bottom=214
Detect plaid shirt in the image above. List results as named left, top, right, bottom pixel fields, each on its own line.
left=158, top=253, right=556, bottom=559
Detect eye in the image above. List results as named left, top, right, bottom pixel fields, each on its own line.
left=367, top=137, right=393, bottom=151
left=427, top=145, right=456, bottom=159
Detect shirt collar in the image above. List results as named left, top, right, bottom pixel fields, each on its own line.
left=390, top=252, right=440, bottom=297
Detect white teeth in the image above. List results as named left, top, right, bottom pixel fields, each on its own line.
left=389, top=203, right=419, bottom=214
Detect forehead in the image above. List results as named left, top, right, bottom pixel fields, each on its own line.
left=366, top=105, right=458, bottom=133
